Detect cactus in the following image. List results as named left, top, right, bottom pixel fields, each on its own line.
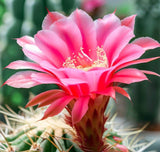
left=0, top=105, right=155, bottom=152
left=0, top=106, right=77, bottom=152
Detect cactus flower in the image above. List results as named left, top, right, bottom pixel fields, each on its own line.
left=4, top=9, right=160, bottom=151
left=81, top=0, right=106, bottom=12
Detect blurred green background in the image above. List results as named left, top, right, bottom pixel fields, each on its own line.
left=0, top=0, right=160, bottom=150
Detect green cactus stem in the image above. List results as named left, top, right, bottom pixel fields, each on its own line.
left=0, top=105, right=155, bottom=152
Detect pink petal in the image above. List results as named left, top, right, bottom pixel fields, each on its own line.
left=68, top=83, right=90, bottom=97
left=4, top=71, right=40, bottom=88
left=72, top=96, right=90, bottom=124
left=59, top=67, right=85, bottom=79
left=26, top=89, right=63, bottom=107
left=132, top=37, right=160, bottom=51
left=40, top=61, right=66, bottom=79
left=22, top=43, right=47, bottom=64
left=84, top=70, right=106, bottom=92
left=60, top=78, right=89, bottom=96
left=35, top=30, right=70, bottom=67
left=50, top=17, right=82, bottom=54
left=59, top=68, right=90, bottom=83
left=60, top=68, right=92, bottom=94
left=60, top=78, right=87, bottom=85
left=121, top=15, right=136, bottom=30
left=96, top=87, right=116, bottom=100
left=6, top=60, right=45, bottom=72
left=42, top=11, right=65, bottom=30
left=61, top=68, right=110, bottom=94
left=41, top=96, right=74, bottom=120
left=17, top=36, right=34, bottom=47
left=70, top=9, right=97, bottom=59
left=95, top=13, right=121, bottom=46
left=31, top=72, right=61, bottom=85
left=98, top=69, right=113, bottom=91
left=111, top=68, right=148, bottom=84
left=77, top=83, right=90, bottom=96
left=141, top=70, right=160, bottom=77
left=113, top=44, right=145, bottom=66
left=113, top=86, right=131, bottom=100
left=116, top=57, right=160, bottom=70
left=17, top=36, right=47, bottom=64
left=38, top=91, right=66, bottom=107
left=103, top=26, right=134, bottom=66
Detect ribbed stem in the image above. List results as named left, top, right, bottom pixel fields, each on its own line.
left=66, top=95, right=110, bottom=152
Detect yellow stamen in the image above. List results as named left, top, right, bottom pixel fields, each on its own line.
left=63, top=47, right=108, bottom=71
left=92, top=47, right=108, bottom=68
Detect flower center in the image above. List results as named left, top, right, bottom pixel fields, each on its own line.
left=63, top=47, right=108, bottom=71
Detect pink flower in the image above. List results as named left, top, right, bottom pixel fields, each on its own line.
left=5, top=9, right=160, bottom=124
left=81, top=0, right=106, bottom=13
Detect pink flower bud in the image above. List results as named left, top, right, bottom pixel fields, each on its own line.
left=115, top=144, right=129, bottom=152
left=113, top=136, right=123, bottom=143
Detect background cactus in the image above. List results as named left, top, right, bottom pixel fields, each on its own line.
left=0, top=0, right=26, bottom=113
left=0, top=0, right=5, bottom=24
left=128, top=0, right=160, bottom=125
